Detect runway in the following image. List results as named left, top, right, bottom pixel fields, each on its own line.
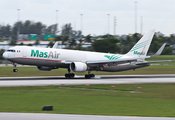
left=0, top=74, right=175, bottom=87
left=0, top=113, right=175, bottom=120
left=1, top=74, right=175, bottom=120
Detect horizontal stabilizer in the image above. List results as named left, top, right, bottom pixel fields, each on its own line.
left=136, top=60, right=172, bottom=65
left=135, top=62, right=150, bottom=65
left=148, top=60, right=172, bottom=63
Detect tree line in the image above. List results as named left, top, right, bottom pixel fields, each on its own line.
left=56, top=33, right=173, bottom=55
left=0, top=21, right=174, bottom=60
left=0, top=20, right=58, bottom=40
left=47, top=31, right=174, bottom=55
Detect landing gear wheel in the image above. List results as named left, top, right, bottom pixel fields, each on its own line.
left=65, top=73, right=68, bottom=78
left=90, top=74, right=95, bottom=77
left=85, top=74, right=95, bottom=79
left=70, top=73, right=75, bottom=77
left=85, top=74, right=90, bottom=79
left=65, top=73, right=75, bottom=78
left=13, top=69, right=18, bottom=72
left=65, top=68, right=75, bottom=78
left=85, top=74, right=89, bottom=79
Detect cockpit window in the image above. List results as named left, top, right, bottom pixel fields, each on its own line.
left=7, top=50, right=15, bottom=52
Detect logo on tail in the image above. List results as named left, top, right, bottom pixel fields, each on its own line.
left=129, top=40, right=149, bottom=52
left=104, top=54, right=123, bottom=60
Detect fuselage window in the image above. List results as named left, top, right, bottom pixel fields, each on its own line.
left=7, top=50, right=15, bottom=52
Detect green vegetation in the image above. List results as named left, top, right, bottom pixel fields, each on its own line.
left=0, top=84, right=175, bottom=117
left=92, top=37, right=120, bottom=53
left=0, top=20, right=58, bottom=41
left=0, top=49, right=5, bottom=59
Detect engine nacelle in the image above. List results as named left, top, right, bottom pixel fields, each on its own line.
left=70, top=62, right=87, bottom=72
left=36, top=66, right=53, bottom=71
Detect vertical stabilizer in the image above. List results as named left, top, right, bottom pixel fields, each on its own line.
left=126, top=29, right=155, bottom=57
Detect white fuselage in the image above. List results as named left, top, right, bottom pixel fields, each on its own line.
left=3, top=46, right=126, bottom=64
left=3, top=46, right=149, bottom=72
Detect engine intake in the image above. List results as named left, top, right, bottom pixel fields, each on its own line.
left=70, top=62, right=87, bottom=72
left=36, top=66, right=53, bottom=71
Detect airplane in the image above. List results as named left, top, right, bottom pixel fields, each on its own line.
left=2, top=29, right=166, bottom=79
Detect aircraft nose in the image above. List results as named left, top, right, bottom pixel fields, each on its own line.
left=3, top=52, right=8, bottom=59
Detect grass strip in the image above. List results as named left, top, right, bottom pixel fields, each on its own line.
left=0, top=84, right=175, bottom=117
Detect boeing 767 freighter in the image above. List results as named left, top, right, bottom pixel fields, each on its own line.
left=2, top=29, right=166, bottom=78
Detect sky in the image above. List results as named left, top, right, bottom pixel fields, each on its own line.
left=0, top=0, right=175, bottom=36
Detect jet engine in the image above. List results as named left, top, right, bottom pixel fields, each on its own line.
left=36, top=66, right=53, bottom=71
left=70, top=62, right=87, bottom=72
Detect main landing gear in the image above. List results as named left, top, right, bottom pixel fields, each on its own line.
left=64, top=69, right=95, bottom=79
left=85, top=71, right=95, bottom=79
left=65, top=68, right=75, bottom=78
left=12, top=63, right=18, bottom=72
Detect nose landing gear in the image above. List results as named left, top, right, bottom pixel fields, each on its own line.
left=12, top=63, right=18, bottom=72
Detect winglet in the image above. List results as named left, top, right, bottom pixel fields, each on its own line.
left=52, top=41, right=59, bottom=48
left=151, top=43, right=166, bottom=57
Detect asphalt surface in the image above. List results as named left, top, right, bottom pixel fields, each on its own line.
left=1, top=75, right=175, bottom=120
left=0, top=113, right=175, bottom=120
left=0, top=74, right=175, bottom=86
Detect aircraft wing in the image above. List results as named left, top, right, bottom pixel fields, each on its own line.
left=64, top=56, right=150, bottom=65
left=86, top=56, right=150, bottom=65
